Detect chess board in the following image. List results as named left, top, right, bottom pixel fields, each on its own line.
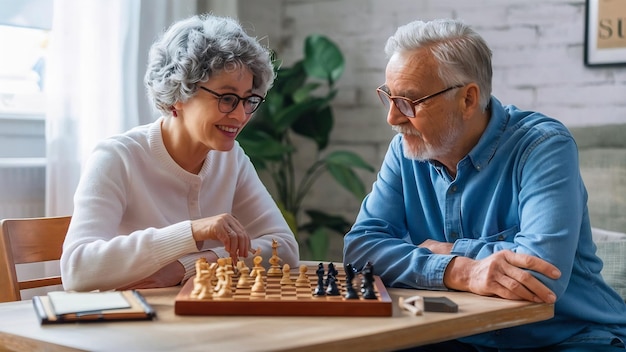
left=174, top=263, right=392, bottom=316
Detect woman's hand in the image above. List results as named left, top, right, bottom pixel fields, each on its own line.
left=191, top=213, right=251, bottom=261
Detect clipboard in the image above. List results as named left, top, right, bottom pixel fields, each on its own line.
left=32, top=290, right=156, bottom=324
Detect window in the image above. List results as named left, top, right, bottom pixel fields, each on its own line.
left=0, top=0, right=53, bottom=117
left=0, top=0, right=52, bottom=221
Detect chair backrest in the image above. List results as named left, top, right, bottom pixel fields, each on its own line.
left=0, top=216, right=71, bottom=302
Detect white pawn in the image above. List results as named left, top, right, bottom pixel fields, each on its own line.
left=295, top=264, right=310, bottom=287
left=237, top=264, right=251, bottom=289
left=280, top=263, right=293, bottom=285
left=251, top=269, right=265, bottom=293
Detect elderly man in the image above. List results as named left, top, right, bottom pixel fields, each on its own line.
left=344, top=18, right=626, bottom=351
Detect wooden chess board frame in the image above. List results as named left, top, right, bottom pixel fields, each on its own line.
left=174, top=264, right=392, bottom=316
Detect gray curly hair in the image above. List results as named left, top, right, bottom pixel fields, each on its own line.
left=144, top=14, right=275, bottom=116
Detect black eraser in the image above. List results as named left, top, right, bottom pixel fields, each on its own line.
left=423, top=296, right=458, bottom=313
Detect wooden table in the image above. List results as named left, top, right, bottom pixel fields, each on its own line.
left=0, top=284, right=552, bottom=352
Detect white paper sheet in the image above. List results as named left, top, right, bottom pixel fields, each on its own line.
left=48, top=291, right=131, bottom=315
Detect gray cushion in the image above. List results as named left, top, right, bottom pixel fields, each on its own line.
left=579, top=148, right=626, bottom=233
left=573, top=125, right=626, bottom=302
left=595, top=240, right=626, bottom=301
left=570, top=124, right=626, bottom=149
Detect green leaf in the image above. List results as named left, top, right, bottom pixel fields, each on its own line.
left=289, top=88, right=337, bottom=149
left=326, top=163, right=367, bottom=199
left=306, top=227, right=330, bottom=261
left=300, top=210, right=352, bottom=234
left=324, top=150, right=376, bottom=171
left=237, top=130, right=293, bottom=160
left=273, top=97, right=327, bottom=133
left=276, top=61, right=307, bottom=95
left=303, top=35, right=345, bottom=85
left=276, top=203, right=299, bottom=241
left=293, top=82, right=321, bottom=103
left=261, top=90, right=285, bottom=125
left=291, top=105, right=333, bottom=150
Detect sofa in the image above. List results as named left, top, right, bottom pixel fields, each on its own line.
left=570, top=123, right=626, bottom=301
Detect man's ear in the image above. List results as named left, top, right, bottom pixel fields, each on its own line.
left=460, top=83, right=480, bottom=119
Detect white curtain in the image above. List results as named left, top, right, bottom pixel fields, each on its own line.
left=35, top=0, right=202, bottom=296
left=45, top=0, right=200, bottom=217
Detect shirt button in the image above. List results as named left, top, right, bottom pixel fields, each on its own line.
left=450, top=232, right=458, bottom=239
left=450, top=186, right=457, bottom=193
left=497, top=235, right=504, bottom=241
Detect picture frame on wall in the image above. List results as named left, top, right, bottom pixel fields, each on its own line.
left=584, top=0, right=626, bottom=67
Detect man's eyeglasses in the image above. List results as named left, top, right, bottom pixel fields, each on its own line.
left=376, top=85, right=464, bottom=118
left=199, top=86, right=265, bottom=114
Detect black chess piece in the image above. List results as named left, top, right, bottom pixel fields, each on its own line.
left=360, top=262, right=371, bottom=293
left=328, top=262, right=338, bottom=277
left=324, top=262, right=338, bottom=287
left=314, top=262, right=325, bottom=296
left=325, top=275, right=340, bottom=296
left=361, top=261, right=377, bottom=299
left=343, top=263, right=358, bottom=299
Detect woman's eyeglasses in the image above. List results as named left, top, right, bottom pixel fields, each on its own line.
left=199, top=86, right=265, bottom=114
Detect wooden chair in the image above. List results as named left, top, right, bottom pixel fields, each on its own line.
left=0, top=216, right=71, bottom=302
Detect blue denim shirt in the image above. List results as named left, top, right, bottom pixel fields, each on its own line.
left=344, top=97, right=626, bottom=349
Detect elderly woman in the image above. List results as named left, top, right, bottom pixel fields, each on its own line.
left=60, top=14, right=299, bottom=292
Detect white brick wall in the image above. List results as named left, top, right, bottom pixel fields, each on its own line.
left=239, top=0, right=626, bottom=259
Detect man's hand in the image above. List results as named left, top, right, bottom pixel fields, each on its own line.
left=443, top=250, right=561, bottom=303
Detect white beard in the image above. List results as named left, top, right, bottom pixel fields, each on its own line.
left=392, top=111, right=461, bottom=161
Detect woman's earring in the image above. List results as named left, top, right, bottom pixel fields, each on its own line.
left=171, top=107, right=178, bottom=117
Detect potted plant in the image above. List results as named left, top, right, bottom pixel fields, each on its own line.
left=237, top=34, right=375, bottom=260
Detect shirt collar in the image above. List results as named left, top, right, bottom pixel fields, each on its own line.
left=465, top=96, right=509, bottom=172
